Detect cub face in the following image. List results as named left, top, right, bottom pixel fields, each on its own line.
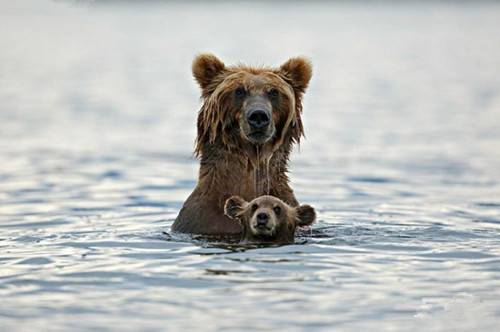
left=224, top=195, right=316, bottom=244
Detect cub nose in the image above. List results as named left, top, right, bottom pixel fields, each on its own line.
left=256, top=212, right=269, bottom=226
left=247, top=110, right=270, bottom=129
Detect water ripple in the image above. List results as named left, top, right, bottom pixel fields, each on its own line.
left=1, top=1, right=500, bottom=331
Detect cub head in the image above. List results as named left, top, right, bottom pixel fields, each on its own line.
left=224, top=195, right=316, bottom=244
left=192, top=54, right=312, bottom=155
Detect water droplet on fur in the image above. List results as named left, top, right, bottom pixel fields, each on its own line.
left=265, top=155, right=271, bottom=195
left=254, top=146, right=260, bottom=196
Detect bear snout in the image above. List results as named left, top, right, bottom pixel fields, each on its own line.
left=256, top=212, right=270, bottom=227
left=240, top=94, right=275, bottom=144
left=247, top=109, right=271, bottom=129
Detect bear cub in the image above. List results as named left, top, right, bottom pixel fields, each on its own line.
left=224, top=195, right=316, bottom=244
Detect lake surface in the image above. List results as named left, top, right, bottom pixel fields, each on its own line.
left=1, top=1, right=500, bottom=331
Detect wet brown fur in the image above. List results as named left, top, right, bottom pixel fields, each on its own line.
left=172, top=54, right=312, bottom=235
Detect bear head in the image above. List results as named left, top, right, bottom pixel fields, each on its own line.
left=224, top=195, right=316, bottom=244
left=192, top=54, right=312, bottom=157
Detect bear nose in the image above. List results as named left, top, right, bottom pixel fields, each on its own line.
left=256, top=212, right=269, bottom=226
left=247, top=110, right=270, bottom=129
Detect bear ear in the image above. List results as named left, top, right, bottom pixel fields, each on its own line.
left=192, top=53, right=226, bottom=91
left=295, top=204, right=316, bottom=227
left=224, top=196, right=248, bottom=220
left=278, top=57, right=312, bottom=94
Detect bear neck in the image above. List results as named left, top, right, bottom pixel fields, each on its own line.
left=197, top=137, right=293, bottom=208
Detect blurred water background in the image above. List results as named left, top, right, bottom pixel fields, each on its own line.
left=1, top=0, right=500, bottom=331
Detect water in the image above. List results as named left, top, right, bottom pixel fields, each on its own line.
left=1, top=1, right=500, bottom=331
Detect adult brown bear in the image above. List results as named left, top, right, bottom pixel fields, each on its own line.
left=172, top=54, right=312, bottom=235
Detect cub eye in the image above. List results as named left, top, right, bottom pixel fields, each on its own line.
left=273, top=206, right=281, bottom=215
left=268, top=88, right=279, bottom=99
left=251, top=204, right=258, bottom=213
left=235, top=87, right=246, bottom=98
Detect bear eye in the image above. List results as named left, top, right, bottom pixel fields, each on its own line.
left=273, top=206, right=281, bottom=215
left=235, top=87, right=246, bottom=98
left=268, top=88, right=280, bottom=99
left=251, top=204, right=258, bottom=213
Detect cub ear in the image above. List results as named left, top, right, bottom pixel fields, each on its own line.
left=224, top=196, right=247, bottom=220
left=295, top=204, right=316, bottom=227
left=278, top=57, right=312, bottom=94
left=192, top=53, right=226, bottom=91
